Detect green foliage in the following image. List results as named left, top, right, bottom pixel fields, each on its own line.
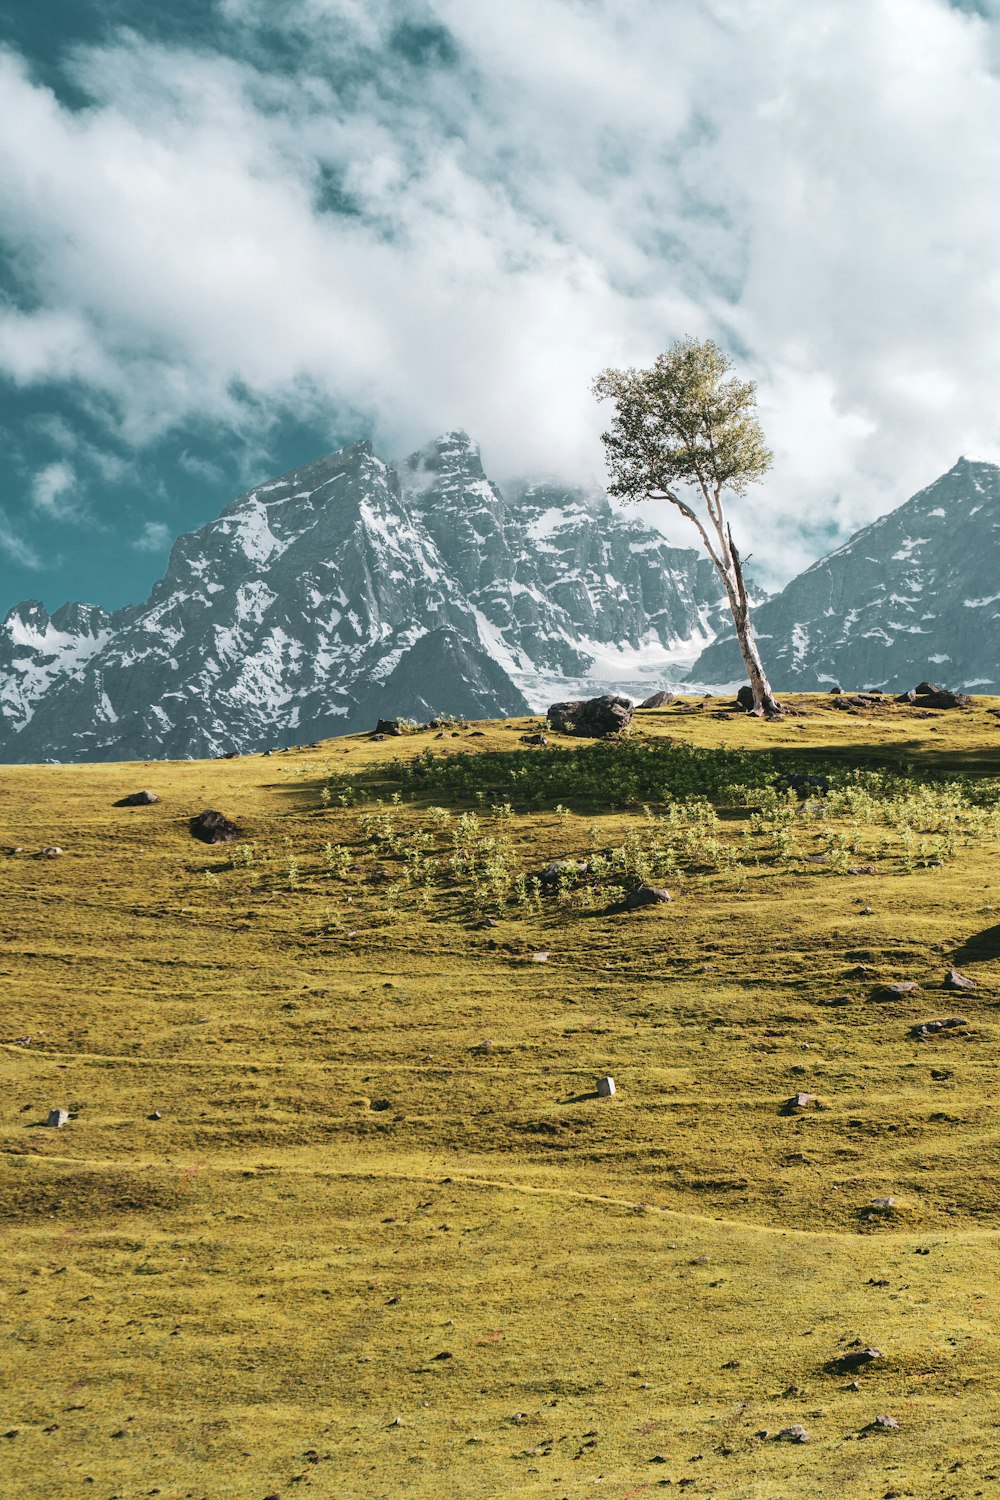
left=593, top=336, right=772, bottom=503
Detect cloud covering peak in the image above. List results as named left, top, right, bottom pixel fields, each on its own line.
left=2, top=0, right=1000, bottom=602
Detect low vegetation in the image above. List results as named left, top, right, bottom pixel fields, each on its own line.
left=2, top=694, right=1000, bottom=1497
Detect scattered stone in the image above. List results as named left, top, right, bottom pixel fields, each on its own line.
left=470, top=1040, right=494, bottom=1055
left=944, top=968, right=976, bottom=991
left=847, top=964, right=874, bottom=978
left=374, top=719, right=404, bottom=736
left=639, top=690, right=677, bottom=709
left=911, top=1016, right=969, bottom=1040
left=432, top=1350, right=453, bottom=1360
left=874, top=981, right=919, bottom=999
left=216, top=750, right=241, bottom=759
left=848, top=865, right=877, bottom=876
left=895, top=690, right=917, bottom=703
left=468, top=730, right=486, bottom=737
left=624, top=884, right=671, bottom=909
left=596, top=1076, right=616, bottom=1098
left=189, top=810, right=242, bottom=844
left=547, top=694, right=633, bottom=737
left=869, top=1414, right=900, bottom=1431
left=828, top=685, right=843, bottom=694
left=148, top=1111, right=162, bottom=1121
left=539, top=858, right=589, bottom=887
left=915, top=681, right=939, bottom=695
left=868, top=1196, right=895, bottom=1212
left=46, top=1109, right=69, bottom=1128
left=35, top=846, right=63, bottom=859
left=826, top=1346, right=882, bottom=1374
left=388, top=1416, right=402, bottom=1427
left=114, top=790, right=158, bottom=807
left=519, top=733, right=548, bottom=746
left=782, top=1092, right=817, bottom=1114
left=774, top=1425, right=810, bottom=1443
left=530, top=951, right=550, bottom=963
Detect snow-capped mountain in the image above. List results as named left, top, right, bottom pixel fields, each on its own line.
left=690, top=456, right=1000, bottom=692
left=0, top=433, right=735, bottom=762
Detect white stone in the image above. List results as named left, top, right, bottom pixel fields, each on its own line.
left=47, top=1109, right=69, bottom=1128
left=596, top=1076, right=616, bottom=1097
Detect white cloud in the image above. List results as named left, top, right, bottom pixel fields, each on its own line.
left=0, top=509, right=42, bottom=570
left=30, top=460, right=80, bottom=521
left=132, top=520, right=172, bottom=552
left=2, top=2, right=1000, bottom=585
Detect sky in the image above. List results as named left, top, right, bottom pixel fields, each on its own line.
left=3, top=0, right=1000, bottom=616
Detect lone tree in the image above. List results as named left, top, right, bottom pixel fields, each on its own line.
left=594, top=336, right=780, bottom=714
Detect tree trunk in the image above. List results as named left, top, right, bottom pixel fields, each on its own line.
left=726, top=530, right=781, bottom=715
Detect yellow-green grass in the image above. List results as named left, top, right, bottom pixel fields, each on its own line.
left=2, top=696, right=1000, bottom=1499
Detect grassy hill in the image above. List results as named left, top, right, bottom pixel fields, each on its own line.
left=2, top=694, right=1000, bottom=1499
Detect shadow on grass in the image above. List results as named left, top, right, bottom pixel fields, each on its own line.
left=953, top=924, right=1000, bottom=964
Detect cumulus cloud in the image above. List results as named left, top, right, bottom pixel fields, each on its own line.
left=132, top=520, right=172, bottom=552
left=2, top=1, right=1000, bottom=585
left=30, top=461, right=79, bottom=520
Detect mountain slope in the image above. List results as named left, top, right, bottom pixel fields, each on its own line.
left=690, top=456, right=1000, bottom=691
left=0, top=434, right=734, bottom=762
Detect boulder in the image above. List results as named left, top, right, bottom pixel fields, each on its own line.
left=596, top=1076, right=616, bottom=1097
left=944, top=968, right=976, bottom=991
left=547, top=695, right=633, bottom=737
left=736, top=685, right=755, bottom=710
left=374, top=718, right=404, bottom=736
left=519, top=733, right=549, bottom=745
left=915, top=681, right=939, bottom=694
left=538, top=858, right=589, bottom=887
left=874, top=981, right=919, bottom=999
left=911, top=1015, right=969, bottom=1039
left=774, top=1425, right=811, bottom=1443
left=774, top=773, right=830, bottom=797
left=624, top=885, right=671, bottom=909
left=826, top=1347, right=882, bottom=1374
left=46, top=1109, right=68, bottom=1128
left=35, top=846, right=63, bottom=858
left=189, top=809, right=242, bottom=844
left=639, top=690, right=677, bottom=709
left=895, top=690, right=917, bottom=704
left=916, top=690, right=972, bottom=709
left=114, top=790, right=159, bottom=807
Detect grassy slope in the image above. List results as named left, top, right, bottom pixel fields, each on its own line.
left=2, top=696, right=1000, bottom=1500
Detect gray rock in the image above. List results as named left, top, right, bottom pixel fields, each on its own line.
left=596, top=1076, right=616, bottom=1097
left=874, top=981, right=919, bottom=999
left=35, top=846, right=63, bottom=859
left=774, top=1425, right=810, bottom=1443
left=114, top=790, right=158, bottom=806
left=547, top=694, right=634, bottom=738
left=639, top=690, right=677, bottom=708
left=46, top=1109, right=69, bottom=1128
left=827, top=1347, right=882, bottom=1373
left=189, top=810, right=242, bottom=844
left=944, top=968, right=976, bottom=990
left=869, top=1414, right=900, bottom=1431
left=624, top=885, right=671, bottom=909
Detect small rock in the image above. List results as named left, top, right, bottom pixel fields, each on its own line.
left=148, top=1111, right=162, bottom=1121
left=624, top=884, right=671, bottom=909
left=895, top=690, right=917, bottom=703
left=874, top=981, right=919, bottom=999
left=639, top=690, right=677, bottom=709
left=870, top=1414, right=900, bottom=1431
left=827, top=1346, right=882, bottom=1373
left=782, top=1092, right=816, bottom=1114
left=538, top=858, right=588, bottom=887
left=915, top=681, right=939, bottom=695
left=519, top=733, right=548, bottom=746
left=46, top=1109, right=69, bottom=1128
left=189, top=810, right=242, bottom=844
left=596, top=1076, right=616, bottom=1097
left=374, top=719, right=404, bottom=736
left=35, top=846, right=63, bottom=859
left=388, top=1416, right=402, bottom=1427
left=114, top=790, right=158, bottom=807
left=530, top=951, right=550, bottom=963
left=869, top=1196, right=895, bottom=1211
left=774, top=1424, right=810, bottom=1443
left=470, top=1040, right=494, bottom=1055
left=944, top=968, right=976, bottom=991
left=911, top=1015, right=968, bottom=1039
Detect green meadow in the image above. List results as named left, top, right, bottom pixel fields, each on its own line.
left=2, top=695, right=1000, bottom=1499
